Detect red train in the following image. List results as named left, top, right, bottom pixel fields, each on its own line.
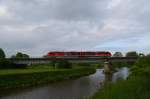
left=45, top=51, right=112, bottom=57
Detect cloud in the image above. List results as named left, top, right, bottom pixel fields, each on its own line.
left=0, top=5, right=7, bottom=16
left=107, top=0, right=122, bottom=9
left=0, top=0, right=149, bottom=57
left=0, top=5, right=12, bottom=18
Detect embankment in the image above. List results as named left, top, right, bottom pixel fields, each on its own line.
left=0, top=68, right=96, bottom=90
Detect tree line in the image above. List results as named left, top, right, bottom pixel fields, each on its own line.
left=113, top=51, right=146, bottom=57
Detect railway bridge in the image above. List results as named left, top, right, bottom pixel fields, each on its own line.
left=8, top=57, right=138, bottom=64
left=8, top=57, right=138, bottom=73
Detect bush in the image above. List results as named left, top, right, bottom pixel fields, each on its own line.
left=55, top=60, right=72, bottom=69
left=49, top=60, right=56, bottom=68
left=77, top=63, right=91, bottom=67
left=0, top=59, right=27, bottom=69
left=131, top=56, right=150, bottom=77
left=134, top=56, right=150, bottom=68
left=0, top=59, right=12, bottom=69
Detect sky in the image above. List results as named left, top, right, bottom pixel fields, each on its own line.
left=0, top=0, right=150, bottom=57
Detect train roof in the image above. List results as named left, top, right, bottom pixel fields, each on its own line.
left=48, top=51, right=111, bottom=53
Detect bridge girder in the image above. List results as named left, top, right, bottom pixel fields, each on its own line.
left=7, top=57, right=138, bottom=65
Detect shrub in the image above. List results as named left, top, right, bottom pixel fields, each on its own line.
left=134, top=56, right=150, bottom=68
left=77, top=63, right=91, bottom=67
left=131, top=56, right=150, bottom=77
left=49, top=60, right=56, bottom=68
left=0, top=59, right=12, bottom=69
left=0, top=59, right=27, bottom=69
left=55, top=60, right=72, bottom=69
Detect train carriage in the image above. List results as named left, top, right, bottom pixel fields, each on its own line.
left=45, top=51, right=112, bottom=57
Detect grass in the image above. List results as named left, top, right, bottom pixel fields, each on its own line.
left=0, top=65, right=96, bottom=90
left=91, top=76, right=150, bottom=99
left=0, top=66, right=65, bottom=76
left=91, top=56, right=150, bottom=99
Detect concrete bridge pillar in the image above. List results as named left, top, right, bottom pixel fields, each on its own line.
left=104, top=61, right=113, bottom=74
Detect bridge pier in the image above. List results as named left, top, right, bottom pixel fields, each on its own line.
left=103, top=61, right=113, bottom=74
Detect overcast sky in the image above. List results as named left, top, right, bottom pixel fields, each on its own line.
left=0, top=0, right=150, bottom=57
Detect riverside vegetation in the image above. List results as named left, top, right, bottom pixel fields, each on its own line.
left=92, top=55, right=150, bottom=99
left=0, top=60, right=96, bottom=91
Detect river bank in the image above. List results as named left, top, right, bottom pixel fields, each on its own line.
left=1, top=67, right=130, bottom=99
left=0, top=67, right=96, bottom=91
left=91, top=56, right=150, bottom=99
left=0, top=68, right=100, bottom=99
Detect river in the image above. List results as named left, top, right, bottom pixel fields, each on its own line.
left=0, top=67, right=129, bottom=99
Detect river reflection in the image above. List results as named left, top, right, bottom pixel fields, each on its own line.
left=0, top=67, right=129, bottom=99
left=112, top=67, right=129, bottom=82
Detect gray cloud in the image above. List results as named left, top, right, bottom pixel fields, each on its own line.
left=0, top=0, right=149, bottom=57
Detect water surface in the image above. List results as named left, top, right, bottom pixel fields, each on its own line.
left=1, top=67, right=129, bottom=99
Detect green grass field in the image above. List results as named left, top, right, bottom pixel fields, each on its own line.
left=0, top=65, right=96, bottom=91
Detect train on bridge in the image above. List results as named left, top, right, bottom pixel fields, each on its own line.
left=44, top=51, right=112, bottom=57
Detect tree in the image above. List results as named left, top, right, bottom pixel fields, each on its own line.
left=16, top=52, right=23, bottom=58
left=15, top=52, right=29, bottom=58
left=0, top=48, right=6, bottom=59
left=113, top=52, right=123, bottom=57
left=0, top=48, right=12, bottom=69
left=126, top=51, right=138, bottom=57
left=22, top=54, right=29, bottom=58
left=139, top=53, right=145, bottom=57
